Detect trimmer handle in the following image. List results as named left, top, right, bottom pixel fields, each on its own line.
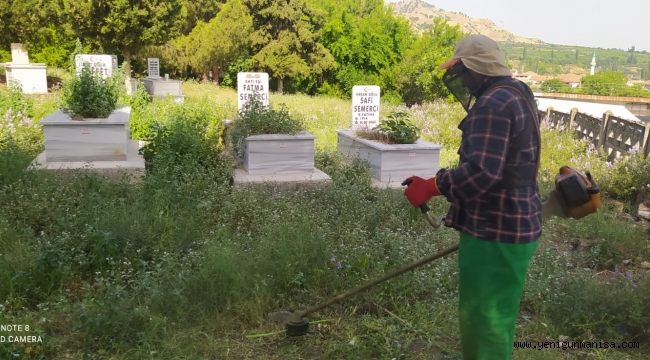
left=419, top=203, right=430, bottom=214
left=422, top=205, right=443, bottom=228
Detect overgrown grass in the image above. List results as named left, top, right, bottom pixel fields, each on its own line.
left=0, top=82, right=648, bottom=359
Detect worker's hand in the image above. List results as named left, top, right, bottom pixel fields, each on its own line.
left=402, top=176, right=441, bottom=208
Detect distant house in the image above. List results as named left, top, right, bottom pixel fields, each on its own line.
left=512, top=71, right=532, bottom=83
left=557, top=73, right=582, bottom=88
left=511, top=71, right=550, bottom=85
left=531, top=73, right=553, bottom=84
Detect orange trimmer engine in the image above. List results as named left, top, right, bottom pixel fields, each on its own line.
left=555, top=166, right=602, bottom=219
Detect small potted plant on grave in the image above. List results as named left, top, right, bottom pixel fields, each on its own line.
left=355, top=111, right=420, bottom=145
left=227, top=97, right=320, bottom=177
left=337, top=111, right=442, bottom=187
left=60, top=65, right=120, bottom=119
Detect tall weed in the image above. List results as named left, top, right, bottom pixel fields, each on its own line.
left=545, top=274, right=650, bottom=341
left=601, top=152, right=650, bottom=212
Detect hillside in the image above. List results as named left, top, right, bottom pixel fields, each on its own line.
left=390, top=0, right=543, bottom=44
left=390, top=0, right=650, bottom=79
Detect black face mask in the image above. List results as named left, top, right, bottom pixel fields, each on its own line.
left=442, top=62, right=485, bottom=112
left=442, top=62, right=476, bottom=111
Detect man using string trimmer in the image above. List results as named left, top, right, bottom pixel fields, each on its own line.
left=403, top=34, right=600, bottom=360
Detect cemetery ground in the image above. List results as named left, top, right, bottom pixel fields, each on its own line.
left=1, top=81, right=650, bottom=359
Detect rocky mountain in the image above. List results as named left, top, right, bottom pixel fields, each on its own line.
left=390, top=0, right=543, bottom=44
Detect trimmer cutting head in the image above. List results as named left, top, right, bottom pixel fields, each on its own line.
left=268, top=310, right=310, bottom=337
left=285, top=315, right=309, bottom=337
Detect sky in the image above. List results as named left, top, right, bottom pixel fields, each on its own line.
left=388, top=0, right=650, bottom=52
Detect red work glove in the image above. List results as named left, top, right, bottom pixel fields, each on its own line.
left=402, top=176, right=441, bottom=208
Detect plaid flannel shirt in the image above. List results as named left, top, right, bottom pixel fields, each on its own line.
left=436, top=78, right=542, bottom=244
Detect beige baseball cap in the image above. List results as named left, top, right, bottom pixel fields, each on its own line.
left=439, top=34, right=511, bottom=77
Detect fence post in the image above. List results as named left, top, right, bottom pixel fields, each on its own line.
left=543, top=107, right=552, bottom=127
left=568, top=107, right=578, bottom=129
left=597, top=111, right=612, bottom=150
left=643, top=121, right=650, bottom=157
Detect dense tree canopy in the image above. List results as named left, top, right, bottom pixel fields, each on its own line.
left=3, top=0, right=650, bottom=100
left=66, top=0, right=186, bottom=76
left=181, top=0, right=225, bottom=33
left=580, top=71, right=629, bottom=96
left=313, top=0, right=414, bottom=97
left=579, top=71, right=650, bottom=97
left=170, top=0, right=252, bottom=84
left=0, top=0, right=472, bottom=100
left=244, top=0, right=335, bottom=93
left=0, top=0, right=75, bottom=66
left=394, top=18, right=463, bottom=105
left=541, top=78, right=571, bottom=93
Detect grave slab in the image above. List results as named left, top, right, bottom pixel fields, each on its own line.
left=232, top=168, right=331, bottom=186
left=33, top=107, right=144, bottom=180
left=32, top=139, right=145, bottom=181
left=142, top=78, right=184, bottom=102
left=234, top=132, right=331, bottom=186
left=244, top=133, right=315, bottom=175
left=40, top=108, right=130, bottom=162
left=337, top=129, right=442, bottom=188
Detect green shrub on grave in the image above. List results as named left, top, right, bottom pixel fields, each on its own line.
left=60, top=65, right=119, bottom=118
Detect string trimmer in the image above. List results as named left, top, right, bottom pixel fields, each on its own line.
left=268, top=203, right=458, bottom=337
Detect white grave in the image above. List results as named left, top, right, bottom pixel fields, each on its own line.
left=141, top=58, right=184, bottom=102
left=233, top=132, right=331, bottom=186
left=3, top=43, right=47, bottom=94
left=338, top=130, right=441, bottom=188
left=40, top=109, right=131, bottom=162
left=74, top=54, right=118, bottom=79
left=32, top=107, right=145, bottom=179
left=147, top=58, right=160, bottom=78
left=352, top=85, right=381, bottom=130
left=237, top=72, right=269, bottom=110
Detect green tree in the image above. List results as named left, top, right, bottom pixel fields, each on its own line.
left=394, top=18, right=463, bottom=104
left=541, top=78, right=570, bottom=93
left=171, top=0, right=252, bottom=83
left=66, top=0, right=186, bottom=78
left=181, top=0, right=225, bottom=33
left=580, top=71, right=628, bottom=96
left=0, top=2, right=13, bottom=56
left=627, top=46, right=637, bottom=65
left=0, top=0, right=76, bottom=67
left=244, top=0, right=335, bottom=93
left=624, top=84, right=650, bottom=97
left=314, top=0, right=414, bottom=96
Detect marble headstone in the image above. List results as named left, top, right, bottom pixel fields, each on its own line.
left=237, top=72, right=269, bottom=110
left=352, top=85, right=381, bottom=130
left=147, top=58, right=160, bottom=78
left=10, top=43, right=30, bottom=64
left=74, top=54, right=117, bottom=79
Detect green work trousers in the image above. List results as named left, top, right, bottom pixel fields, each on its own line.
left=458, top=233, right=538, bottom=360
